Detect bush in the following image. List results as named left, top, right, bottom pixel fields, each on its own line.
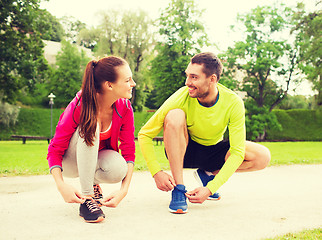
left=2, top=107, right=321, bottom=141
left=0, top=101, right=20, bottom=127
left=0, top=108, right=64, bottom=140
left=0, top=108, right=156, bottom=140
left=266, top=109, right=322, bottom=141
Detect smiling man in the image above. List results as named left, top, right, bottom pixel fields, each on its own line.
left=138, top=52, right=271, bottom=214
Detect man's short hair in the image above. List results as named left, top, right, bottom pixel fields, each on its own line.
left=191, top=52, right=223, bottom=80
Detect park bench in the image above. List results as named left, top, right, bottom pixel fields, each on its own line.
left=11, top=135, right=51, bottom=144
left=135, top=136, right=164, bottom=145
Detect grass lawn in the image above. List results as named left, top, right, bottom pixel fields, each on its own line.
left=263, top=228, right=321, bottom=240
left=0, top=140, right=321, bottom=176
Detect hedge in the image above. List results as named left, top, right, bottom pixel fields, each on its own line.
left=0, top=108, right=155, bottom=140
left=266, top=109, right=322, bottom=141
left=1, top=108, right=321, bottom=141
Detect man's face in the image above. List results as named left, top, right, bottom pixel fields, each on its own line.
left=185, top=63, right=214, bottom=99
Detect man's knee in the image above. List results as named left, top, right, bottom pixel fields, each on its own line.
left=245, top=142, right=271, bottom=170
left=254, top=145, right=271, bottom=170
left=164, top=109, right=186, bottom=131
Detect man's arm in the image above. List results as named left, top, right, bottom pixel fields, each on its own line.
left=206, top=98, right=246, bottom=194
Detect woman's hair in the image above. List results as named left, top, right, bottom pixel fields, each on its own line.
left=191, top=52, right=223, bottom=81
left=79, top=56, right=127, bottom=146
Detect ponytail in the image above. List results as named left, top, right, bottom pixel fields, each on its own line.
left=78, top=57, right=127, bottom=146
left=79, top=60, right=98, bottom=146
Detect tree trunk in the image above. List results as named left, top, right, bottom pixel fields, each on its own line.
left=256, top=129, right=266, bottom=141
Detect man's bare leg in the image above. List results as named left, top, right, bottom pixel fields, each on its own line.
left=212, top=141, right=271, bottom=175
left=163, top=109, right=189, bottom=185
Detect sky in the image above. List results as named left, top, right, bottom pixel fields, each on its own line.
left=40, top=0, right=319, bottom=95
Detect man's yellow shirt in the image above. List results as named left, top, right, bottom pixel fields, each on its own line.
left=138, top=83, right=246, bottom=194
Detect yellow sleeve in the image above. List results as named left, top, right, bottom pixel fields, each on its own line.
left=138, top=87, right=187, bottom=176
left=206, top=97, right=246, bottom=194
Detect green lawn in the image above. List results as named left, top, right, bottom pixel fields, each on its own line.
left=263, top=228, right=321, bottom=240
left=0, top=141, right=321, bottom=176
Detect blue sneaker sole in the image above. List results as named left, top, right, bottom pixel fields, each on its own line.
left=193, top=170, right=221, bottom=201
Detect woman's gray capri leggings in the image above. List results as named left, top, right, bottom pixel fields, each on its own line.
left=62, top=127, right=128, bottom=195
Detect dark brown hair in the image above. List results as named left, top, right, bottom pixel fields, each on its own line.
left=191, top=52, right=223, bottom=80
left=79, top=56, right=127, bottom=146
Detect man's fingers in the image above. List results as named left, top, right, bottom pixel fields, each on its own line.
left=169, top=176, right=176, bottom=187
left=186, top=188, right=198, bottom=195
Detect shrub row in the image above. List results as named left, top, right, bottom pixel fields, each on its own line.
left=266, top=109, right=322, bottom=141
left=1, top=108, right=321, bottom=141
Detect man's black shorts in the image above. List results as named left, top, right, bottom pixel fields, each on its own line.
left=165, top=136, right=230, bottom=172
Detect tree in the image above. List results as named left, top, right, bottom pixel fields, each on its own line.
left=34, top=9, right=64, bottom=42
left=59, top=16, right=86, bottom=43
left=149, top=0, right=209, bottom=107
left=87, top=9, right=154, bottom=111
left=0, top=98, right=19, bottom=127
left=0, top=0, right=48, bottom=103
left=293, top=3, right=322, bottom=106
left=49, top=41, right=90, bottom=107
left=223, top=4, right=301, bottom=140
left=77, top=27, right=101, bottom=50
left=277, top=95, right=311, bottom=110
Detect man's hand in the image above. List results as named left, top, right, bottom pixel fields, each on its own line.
left=186, top=187, right=212, bottom=204
left=153, top=171, right=176, bottom=192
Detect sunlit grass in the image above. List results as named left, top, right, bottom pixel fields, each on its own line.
left=262, top=228, right=321, bottom=240
left=0, top=141, right=321, bottom=176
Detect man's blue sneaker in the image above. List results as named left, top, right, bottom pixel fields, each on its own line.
left=169, top=184, right=188, bottom=214
left=193, top=169, right=221, bottom=201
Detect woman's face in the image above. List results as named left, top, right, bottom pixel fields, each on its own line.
left=110, top=64, right=136, bottom=99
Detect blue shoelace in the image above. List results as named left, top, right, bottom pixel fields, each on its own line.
left=172, top=186, right=187, bottom=201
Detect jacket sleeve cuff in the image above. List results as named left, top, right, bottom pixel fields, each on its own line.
left=49, top=165, right=63, bottom=174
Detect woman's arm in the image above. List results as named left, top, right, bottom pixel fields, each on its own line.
left=101, top=163, right=134, bottom=208
left=51, top=167, right=85, bottom=204
left=47, top=93, right=81, bottom=171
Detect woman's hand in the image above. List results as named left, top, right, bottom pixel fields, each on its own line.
left=101, top=190, right=127, bottom=208
left=57, top=182, right=85, bottom=204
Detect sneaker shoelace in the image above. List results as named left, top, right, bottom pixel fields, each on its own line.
left=173, top=186, right=187, bottom=202
left=85, top=200, right=101, bottom=213
left=93, top=184, right=103, bottom=199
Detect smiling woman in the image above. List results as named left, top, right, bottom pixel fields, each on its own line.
left=47, top=56, right=136, bottom=223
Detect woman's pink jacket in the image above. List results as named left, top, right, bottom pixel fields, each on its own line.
left=47, top=91, right=135, bottom=172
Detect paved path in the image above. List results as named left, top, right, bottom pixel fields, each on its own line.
left=0, top=165, right=321, bottom=240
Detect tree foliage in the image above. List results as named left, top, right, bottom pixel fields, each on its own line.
left=149, top=0, right=209, bottom=107
left=223, top=4, right=302, bottom=140
left=245, top=99, right=281, bottom=141
left=49, top=41, right=90, bottom=107
left=59, top=16, right=86, bottom=43
left=34, top=8, right=64, bottom=42
left=277, top=94, right=312, bottom=110
left=0, top=98, right=20, bottom=127
left=0, top=0, right=48, bottom=103
left=293, top=4, right=322, bottom=105
left=81, top=9, right=154, bottom=111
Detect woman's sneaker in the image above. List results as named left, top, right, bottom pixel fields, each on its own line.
left=79, top=199, right=105, bottom=223
left=193, top=169, right=221, bottom=201
left=169, top=184, right=188, bottom=214
left=93, top=184, right=103, bottom=206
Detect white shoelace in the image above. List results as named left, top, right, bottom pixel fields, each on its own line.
left=85, top=200, right=100, bottom=212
